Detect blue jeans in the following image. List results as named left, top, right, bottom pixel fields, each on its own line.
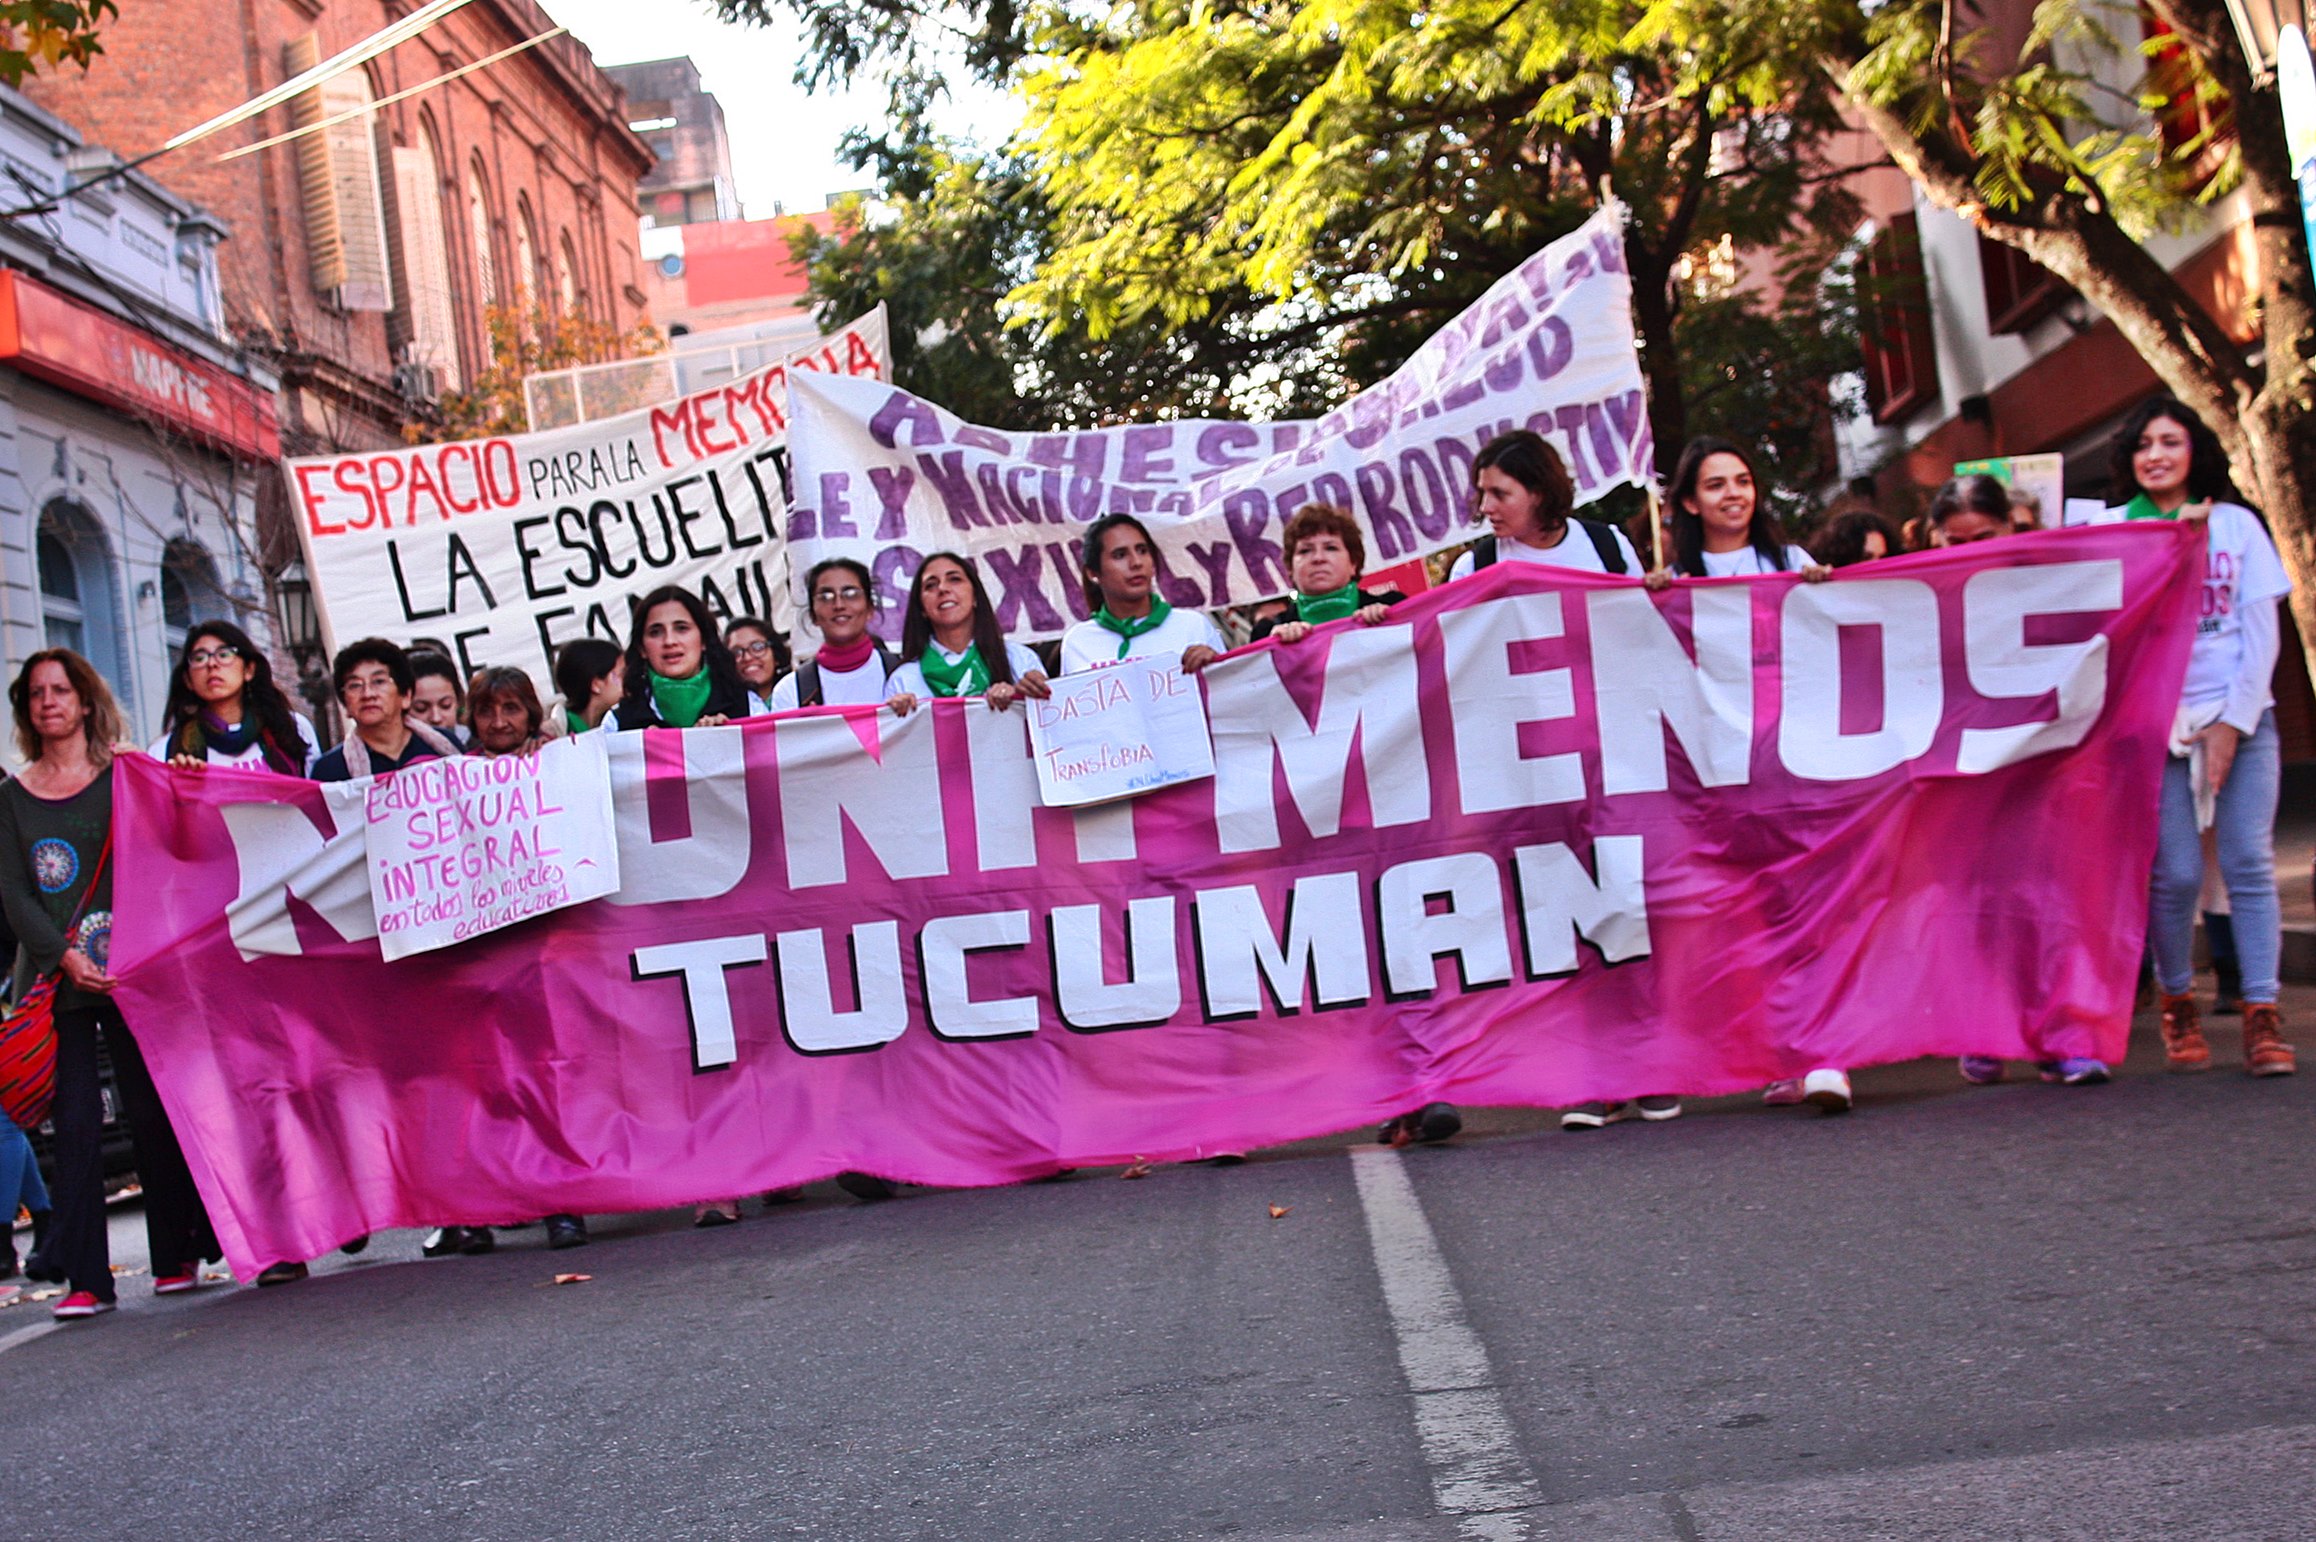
left=1, top=1110, right=48, bottom=1218
left=2150, top=709, right=2282, bottom=1003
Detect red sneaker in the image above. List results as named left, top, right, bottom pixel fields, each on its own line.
left=152, top=1272, right=200, bottom=1296
left=2160, top=992, right=2211, bottom=1072
left=51, top=1290, right=114, bottom=1319
left=2244, top=1005, right=2296, bottom=1078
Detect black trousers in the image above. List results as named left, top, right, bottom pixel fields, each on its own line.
left=49, top=1001, right=219, bottom=1299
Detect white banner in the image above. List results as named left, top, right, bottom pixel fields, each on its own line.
left=286, top=307, right=890, bottom=693
left=351, top=734, right=621, bottom=960
left=785, top=210, right=1648, bottom=640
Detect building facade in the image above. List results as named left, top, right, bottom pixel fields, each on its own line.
left=605, top=57, right=738, bottom=230
left=0, top=85, right=282, bottom=749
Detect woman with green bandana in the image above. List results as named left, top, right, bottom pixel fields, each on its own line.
left=612, top=586, right=751, bottom=732
left=1058, top=514, right=1227, bottom=675
left=1248, top=505, right=1403, bottom=644
left=888, top=552, right=1051, bottom=711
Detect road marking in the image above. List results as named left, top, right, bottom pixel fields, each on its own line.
left=0, top=1318, right=60, bottom=1357
left=1351, top=1146, right=1546, bottom=1541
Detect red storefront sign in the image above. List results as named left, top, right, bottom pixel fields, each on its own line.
left=0, top=268, right=279, bottom=460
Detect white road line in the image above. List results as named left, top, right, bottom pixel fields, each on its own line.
left=1351, top=1146, right=1546, bottom=1541
left=0, top=1318, right=60, bottom=1356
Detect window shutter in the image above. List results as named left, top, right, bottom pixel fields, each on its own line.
left=283, top=35, right=393, bottom=312
left=392, top=144, right=463, bottom=391
left=1859, top=213, right=1938, bottom=425
left=1976, top=230, right=2068, bottom=335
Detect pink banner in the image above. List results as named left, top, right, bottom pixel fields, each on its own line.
left=116, top=526, right=2199, bottom=1275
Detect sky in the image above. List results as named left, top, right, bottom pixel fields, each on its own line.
left=539, top=0, right=1022, bottom=218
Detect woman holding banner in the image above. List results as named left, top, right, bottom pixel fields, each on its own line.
left=888, top=553, right=1049, bottom=710
left=2118, top=397, right=2295, bottom=1080
left=725, top=618, right=790, bottom=716
left=1662, top=439, right=1819, bottom=580
left=151, top=621, right=318, bottom=775
left=1448, top=431, right=1640, bottom=579
left=771, top=559, right=900, bottom=711
left=612, top=588, right=752, bottom=731
left=1058, top=515, right=1225, bottom=674
left=1249, top=505, right=1403, bottom=644
left=554, top=639, right=625, bottom=734
left=2, top=650, right=219, bottom=1317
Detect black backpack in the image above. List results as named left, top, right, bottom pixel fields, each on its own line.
left=1471, top=520, right=1628, bottom=575
left=793, top=639, right=898, bottom=708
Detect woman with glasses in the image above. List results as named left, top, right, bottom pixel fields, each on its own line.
left=724, top=618, right=790, bottom=716
left=770, top=559, right=900, bottom=710
left=150, top=621, right=318, bottom=775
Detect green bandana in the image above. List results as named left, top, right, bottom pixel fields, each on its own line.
left=1294, top=583, right=1360, bottom=625
left=917, top=642, right=994, bottom=698
left=1094, top=598, right=1173, bottom=660
left=2122, top=492, right=2172, bottom=521
left=647, top=667, right=714, bottom=728
left=564, top=708, right=590, bottom=736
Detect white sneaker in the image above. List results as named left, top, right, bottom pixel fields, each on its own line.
left=1801, top=1068, right=1853, bottom=1113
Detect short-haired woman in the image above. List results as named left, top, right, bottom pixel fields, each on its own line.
left=466, top=667, right=548, bottom=759
left=1811, top=508, right=1899, bottom=569
left=1448, top=430, right=1641, bottom=579
left=311, top=639, right=463, bottom=782
left=771, top=559, right=900, bottom=710
left=151, top=620, right=318, bottom=774
left=1250, top=505, right=1402, bottom=644
left=612, top=587, right=752, bottom=730
left=1058, top=514, right=1225, bottom=674
left=553, top=638, right=625, bottom=734
left=725, top=617, right=789, bottom=716
left=887, top=552, right=1048, bottom=710
left=1, top=650, right=218, bottom=1317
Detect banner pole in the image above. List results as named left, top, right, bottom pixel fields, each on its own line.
left=1647, top=485, right=1663, bottom=572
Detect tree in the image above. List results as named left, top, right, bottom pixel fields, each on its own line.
left=0, top=1, right=114, bottom=86
left=1809, top=0, right=2316, bottom=669
left=408, top=304, right=662, bottom=443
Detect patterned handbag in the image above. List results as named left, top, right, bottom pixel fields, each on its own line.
left=0, top=830, right=112, bottom=1129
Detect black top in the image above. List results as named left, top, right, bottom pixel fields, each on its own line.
left=312, top=730, right=453, bottom=783
left=0, top=772, right=113, bottom=1010
left=612, top=674, right=753, bottom=730
left=1248, top=588, right=1404, bottom=642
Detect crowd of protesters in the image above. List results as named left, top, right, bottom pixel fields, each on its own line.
left=0, top=396, right=2297, bottom=1321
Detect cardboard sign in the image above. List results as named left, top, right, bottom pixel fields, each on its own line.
left=1954, top=453, right=2064, bottom=529
left=358, top=734, right=621, bottom=959
left=1027, top=655, right=1216, bottom=806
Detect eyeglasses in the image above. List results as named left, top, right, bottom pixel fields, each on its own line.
left=731, top=640, right=775, bottom=659
left=188, top=646, right=241, bottom=666
left=813, top=585, right=866, bottom=605
left=342, top=674, right=398, bottom=697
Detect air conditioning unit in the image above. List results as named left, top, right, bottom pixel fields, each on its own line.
left=392, top=360, right=443, bottom=402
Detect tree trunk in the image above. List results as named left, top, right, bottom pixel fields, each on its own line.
left=1625, top=242, right=1688, bottom=483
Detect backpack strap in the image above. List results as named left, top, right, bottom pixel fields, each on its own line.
left=1472, top=534, right=1498, bottom=569
left=795, top=661, right=823, bottom=709
left=1577, top=519, right=1628, bottom=575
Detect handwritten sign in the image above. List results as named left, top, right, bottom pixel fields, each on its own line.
left=360, top=734, right=621, bottom=959
left=1028, top=655, right=1216, bottom=807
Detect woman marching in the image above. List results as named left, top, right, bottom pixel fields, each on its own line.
left=1249, top=504, right=1403, bottom=644
left=612, top=587, right=752, bottom=732
left=1448, top=430, right=1642, bottom=580
left=2119, top=397, right=2295, bottom=1079
left=1662, top=437, right=1822, bottom=580
left=553, top=638, right=625, bottom=734
left=1058, top=514, right=1226, bottom=675
left=726, top=618, right=790, bottom=716
left=150, top=620, right=318, bottom=775
left=1, top=651, right=219, bottom=1317
left=887, top=553, right=1049, bottom=711
left=771, top=559, right=899, bottom=710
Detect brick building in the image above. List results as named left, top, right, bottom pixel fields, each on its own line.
left=606, top=57, right=738, bottom=229
left=24, top=0, right=655, bottom=464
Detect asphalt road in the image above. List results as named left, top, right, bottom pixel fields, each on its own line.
left=3, top=986, right=2312, bottom=1542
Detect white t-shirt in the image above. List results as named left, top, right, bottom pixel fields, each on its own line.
left=2174, top=502, right=2292, bottom=727
left=887, top=640, right=1046, bottom=700
left=1698, top=543, right=1812, bottom=578
left=1059, top=607, right=1227, bottom=673
left=1448, top=523, right=1641, bottom=580
left=147, top=710, right=320, bottom=775
left=768, top=652, right=893, bottom=711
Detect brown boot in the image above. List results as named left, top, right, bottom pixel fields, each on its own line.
left=2243, top=1004, right=2296, bottom=1078
left=2159, top=992, right=2211, bottom=1072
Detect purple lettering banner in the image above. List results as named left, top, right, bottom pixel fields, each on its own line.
left=784, top=209, right=1650, bottom=637
left=116, top=527, right=2197, bottom=1276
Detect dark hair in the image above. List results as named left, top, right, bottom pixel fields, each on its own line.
left=1812, top=508, right=1900, bottom=569
left=1281, top=504, right=1366, bottom=577
left=1928, top=474, right=2012, bottom=528
left=803, top=558, right=876, bottom=616
left=1667, top=436, right=1790, bottom=577
left=407, top=650, right=463, bottom=708
left=2110, top=396, right=2234, bottom=504
left=900, top=553, right=1018, bottom=684
left=1471, top=430, right=1574, bottom=530
left=724, top=616, right=789, bottom=667
left=618, top=585, right=747, bottom=721
left=332, top=636, right=413, bottom=698
left=465, top=665, right=544, bottom=743
left=164, top=620, right=307, bottom=774
left=1080, top=513, right=1157, bottom=611
left=553, top=637, right=623, bottom=713
left=10, top=648, right=121, bottom=765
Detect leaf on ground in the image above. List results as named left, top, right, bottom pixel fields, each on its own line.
left=1267, top=1204, right=1291, bottom=1219
left=550, top=1273, right=592, bottom=1286
left=0, top=1287, right=21, bottom=1309
left=27, top=1287, right=61, bottom=1301
left=109, top=1264, right=145, bottom=1276
left=1121, top=1161, right=1153, bottom=1180
left=201, top=1270, right=232, bottom=1283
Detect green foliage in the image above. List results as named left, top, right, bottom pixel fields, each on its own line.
left=0, top=1, right=115, bottom=85
left=410, top=305, right=663, bottom=444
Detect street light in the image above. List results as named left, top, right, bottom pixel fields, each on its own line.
left=273, top=560, right=317, bottom=662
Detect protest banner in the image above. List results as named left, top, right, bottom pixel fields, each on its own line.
left=1955, top=453, right=2065, bottom=527
left=784, top=208, right=1648, bottom=640
left=114, top=526, right=2197, bottom=1276
left=285, top=308, right=890, bottom=694
left=356, top=733, right=621, bottom=959
left=1027, top=654, right=1215, bottom=806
